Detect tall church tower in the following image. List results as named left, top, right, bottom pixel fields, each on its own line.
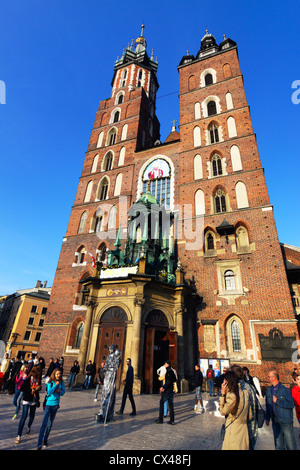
left=176, top=31, right=298, bottom=381
left=39, top=28, right=299, bottom=392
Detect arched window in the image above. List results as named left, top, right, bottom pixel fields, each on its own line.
left=78, top=212, right=87, bottom=234
left=224, top=270, right=236, bottom=290
left=142, top=158, right=171, bottom=208
left=194, top=102, right=201, bottom=119
left=227, top=116, right=237, bottom=138
left=230, top=145, right=242, bottom=171
left=231, top=320, right=241, bottom=351
left=91, top=154, right=99, bottom=173
left=84, top=181, right=93, bottom=203
left=108, top=205, right=117, bottom=230
left=215, top=189, right=227, bottom=213
left=137, top=69, right=143, bottom=87
left=207, top=100, right=217, bottom=116
left=118, top=94, right=124, bottom=104
left=92, top=211, right=103, bottom=233
left=209, top=123, right=219, bottom=144
left=193, top=126, right=201, bottom=147
left=97, top=243, right=107, bottom=263
left=103, top=151, right=113, bottom=171
left=107, top=128, right=117, bottom=146
left=235, top=181, right=249, bottom=209
left=236, top=225, right=250, bottom=251
left=211, top=154, right=223, bottom=176
left=194, top=154, right=203, bottom=180
left=204, top=230, right=216, bottom=253
left=118, top=147, right=126, bottom=166
left=121, top=69, right=128, bottom=87
left=121, top=124, right=128, bottom=141
left=97, top=131, right=104, bottom=148
left=75, top=246, right=86, bottom=264
left=98, top=177, right=109, bottom=201
left=114, top=173, right=122, bottom=196
left=195, top=189, right=205, bottom=215
left=113, top=110, right=120, bottom=123
left=205, top=73, right=213, bottom=86
left=74, top=322, right=84, bottom=349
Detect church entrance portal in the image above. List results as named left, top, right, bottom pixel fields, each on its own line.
left=143, top=310, right=177, bottom=393
left=95, top=306, right=127, bottom=390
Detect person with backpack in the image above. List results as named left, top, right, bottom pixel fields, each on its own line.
left=206, top=364, right=216, bottom=397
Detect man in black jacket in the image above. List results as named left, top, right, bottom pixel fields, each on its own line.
left=116, top=358, right=136, bottom=416
left=155, top=361, right=176, bottom=425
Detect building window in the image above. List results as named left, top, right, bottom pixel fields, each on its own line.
left=118, top=94, right=124, bottom=104
left=34, top=332, right=41, bottom=342
left=215, top=189, right=227, bottom=213
left=41, top=307, right=47, bottom=315
left=205, top=73, right=213, bottom=86
left=103, top=152, right=113, bottom=171
left=74, top=322, right=84, bottom=349
left=207, top=233, right=214, bottom=250
left=121, top=69, right=127, bottom=87
left=107, top=128, right=117, bottom=146
left=137, top=69, right=143, bottom=87
left=207, top=100, right=217, bottom=116
left=113, top=110, right=120, bottom=123
left=24, top=331, right=31, bottom=341
left=211, top=154, right=222, bottom=176
left=28, top=317, right=34, bottom=326
left=209, top=123, right=219, bottom=144
left=30, top=305, right=37, bottom=313
left=142, top=158, right=171, bottom=208
left=98, top=178, right=109, bottom=200
left=224, top=270, right=236, bottom=290
left=231, top=320, right=241, bottom=352
left=78, top=211, right=88, bottom=233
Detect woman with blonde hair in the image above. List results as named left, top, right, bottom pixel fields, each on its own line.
left=219, top=370, right=252, bottom=450
left=37, top=368, right=65, bottom=450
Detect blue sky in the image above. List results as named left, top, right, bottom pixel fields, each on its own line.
left=0, top=0, right=299, bottom=294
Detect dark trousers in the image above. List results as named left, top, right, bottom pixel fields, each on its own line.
left=159, top=390, right=174, bottom=422
left=120, top=384, right=136, bottom=413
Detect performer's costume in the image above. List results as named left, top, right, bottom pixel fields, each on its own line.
left=96, top=345, right=121, bottom=423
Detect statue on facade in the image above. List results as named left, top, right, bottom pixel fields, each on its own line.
left=95, top=344, right=121, bottom=424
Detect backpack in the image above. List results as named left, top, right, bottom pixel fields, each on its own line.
left=207, top=369, right=213, bottom=379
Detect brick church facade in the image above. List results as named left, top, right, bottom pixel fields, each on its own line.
left=39, top=27, right=300, bottom=392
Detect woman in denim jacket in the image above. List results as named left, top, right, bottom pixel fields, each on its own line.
left=37, top=368, right=65, bottom=450
left=265, top=370, right=297, bottom=450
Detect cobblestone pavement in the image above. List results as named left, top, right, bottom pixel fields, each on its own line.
left=0, top=387, right=299, bottom=452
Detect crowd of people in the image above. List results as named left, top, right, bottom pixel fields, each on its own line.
left=1, top=350, right=300, bottom=451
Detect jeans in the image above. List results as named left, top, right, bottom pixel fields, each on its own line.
left=208, top=379, right=215, bottom=396
left=83, top=375, right=92, bottom=389
left=13, top=389, right=23, bottom=415
left=37, top=405, right=59, bottom=447
left=94, top=383, right=102, bottom=400
left=17, top=404, right=36, bottom=437
left=272, top=418, right=297, bottom=450
left=68, top=372, right=76, bottom=388
left=159, top=390, right=174, bottom=422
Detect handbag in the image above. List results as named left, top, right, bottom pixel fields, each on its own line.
left=257, top=401, right=265, bottom=428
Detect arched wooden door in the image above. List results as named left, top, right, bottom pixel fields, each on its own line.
left=143, top=310, right=177, bottom=393
left=95, top=306, right=128, bottom=390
